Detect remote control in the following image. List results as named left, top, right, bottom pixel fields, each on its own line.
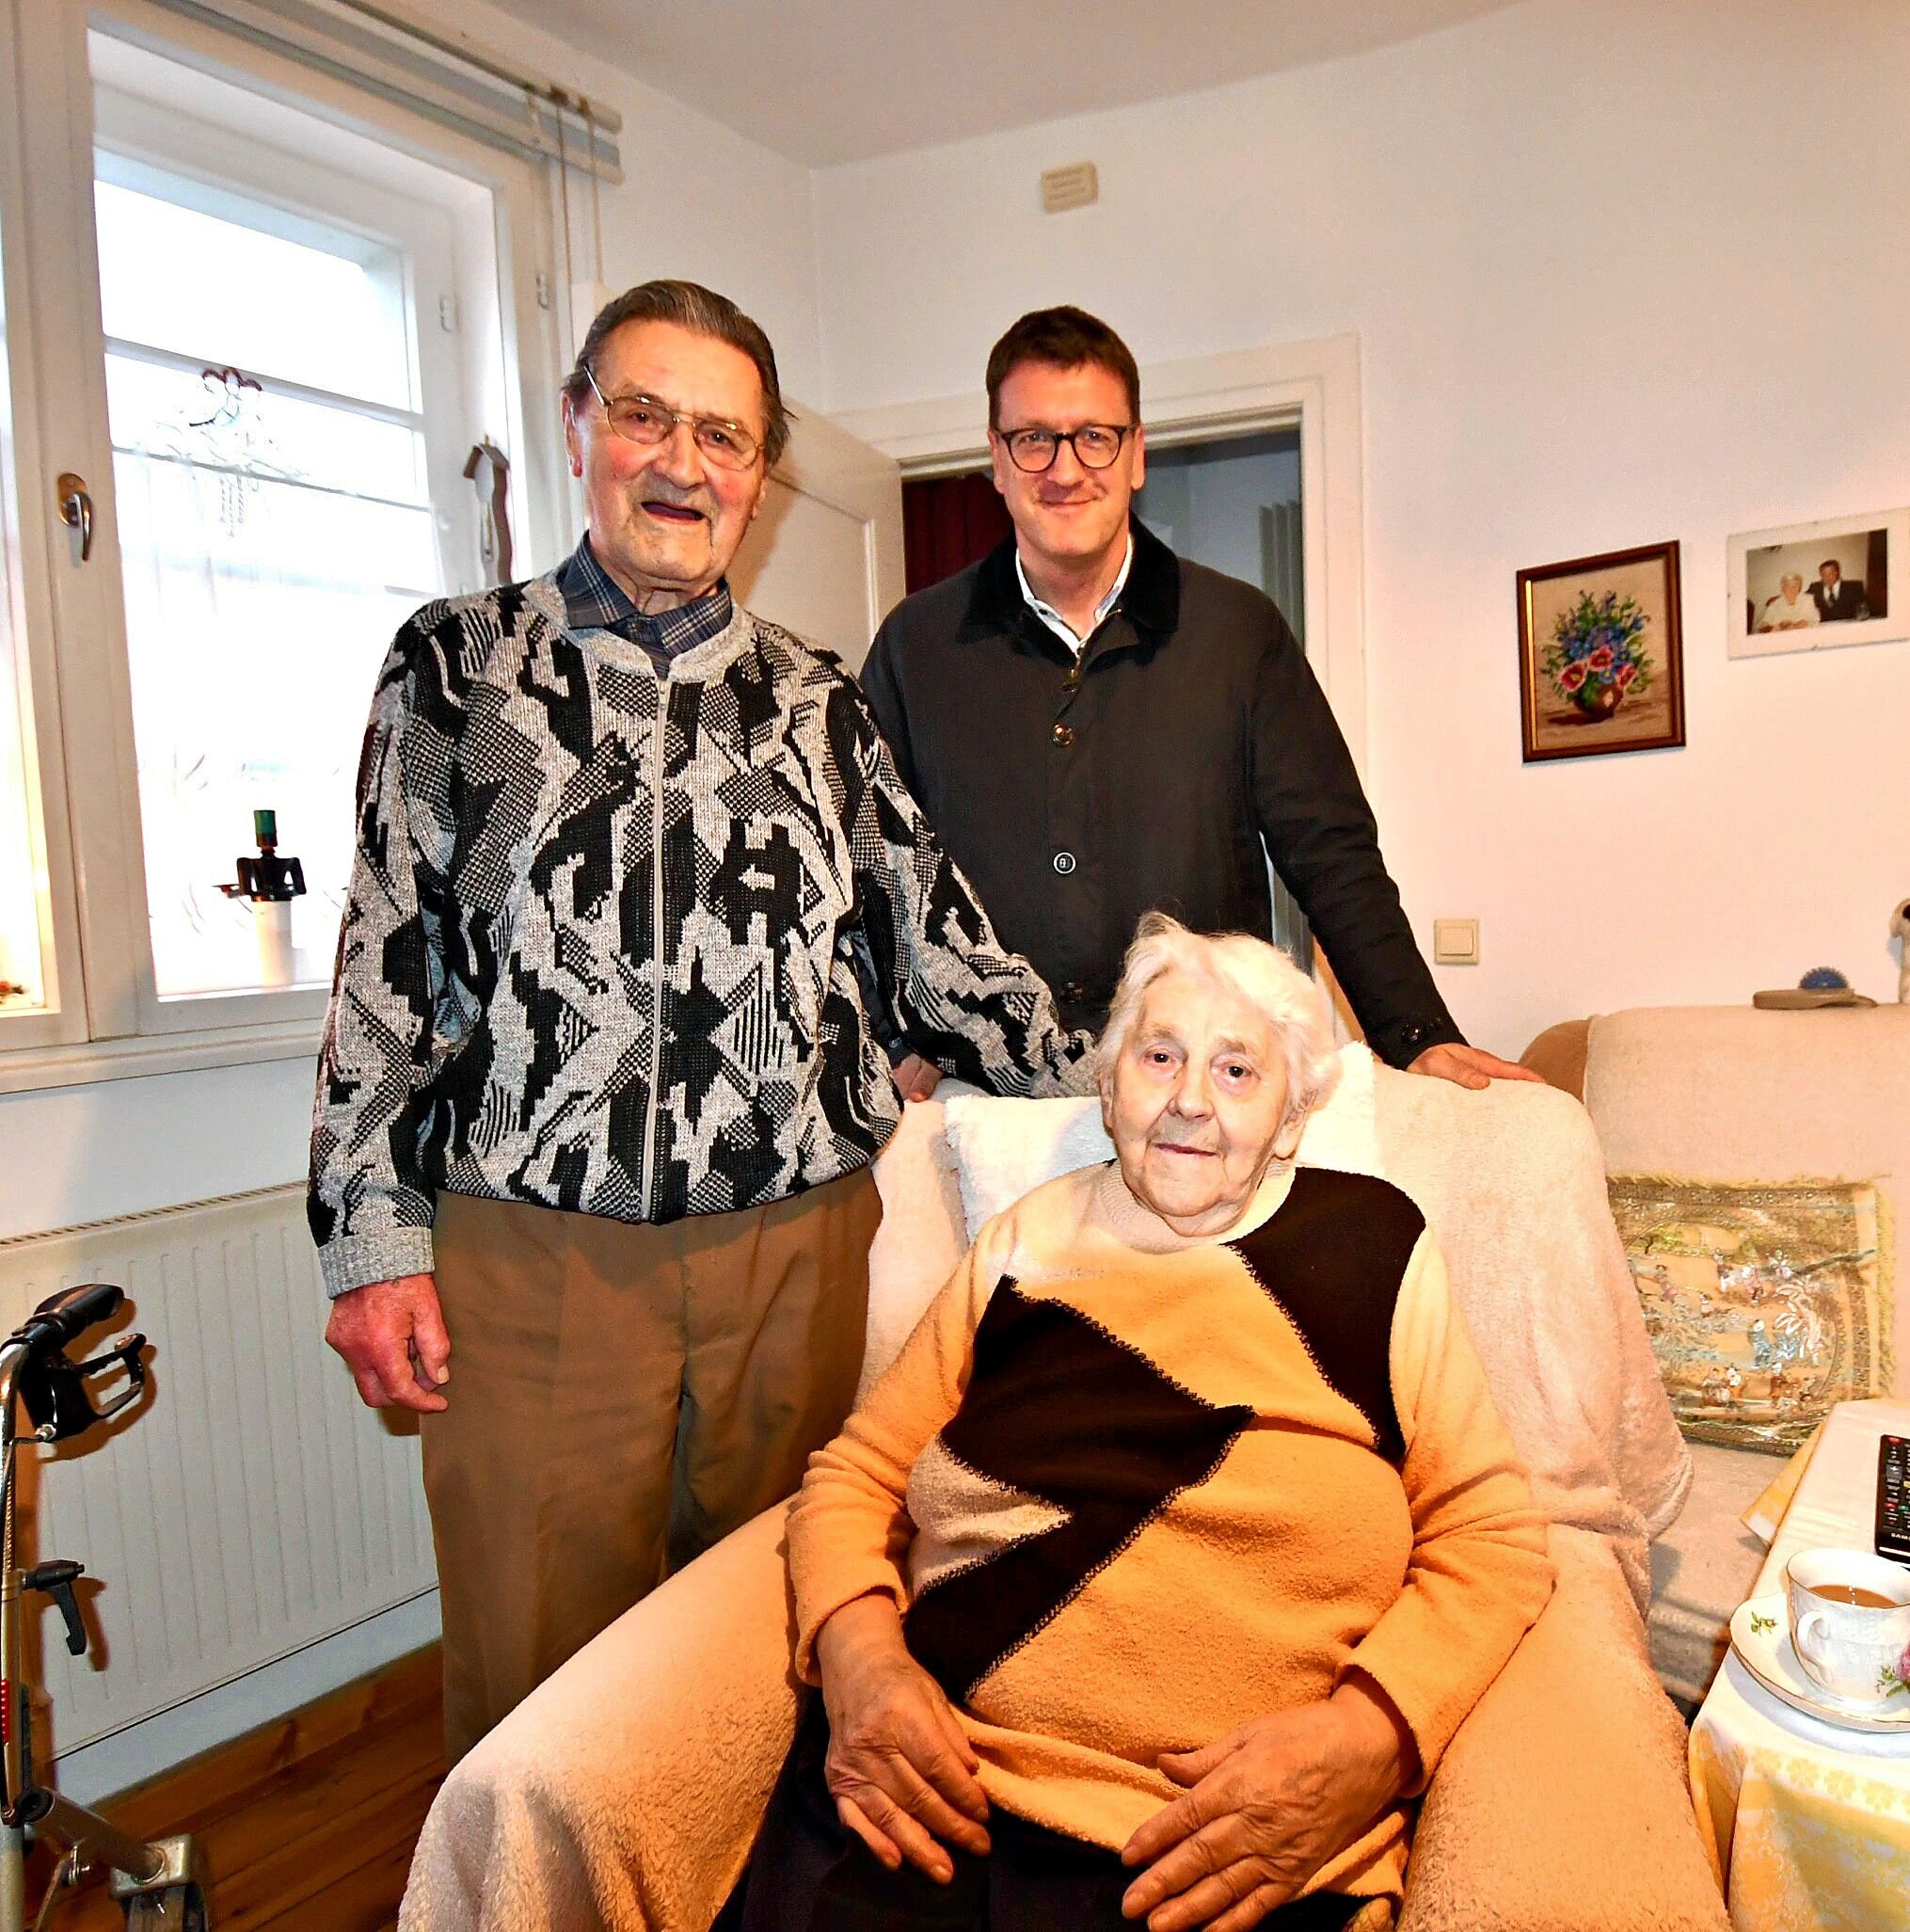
left=1879, top=1433, right=1910, bottom=1564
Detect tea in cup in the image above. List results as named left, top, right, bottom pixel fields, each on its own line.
left=1783, top=1548, right=1910, bottom=1706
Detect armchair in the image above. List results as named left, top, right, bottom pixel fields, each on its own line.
left=400, top=1052, right=1730, bottom=1931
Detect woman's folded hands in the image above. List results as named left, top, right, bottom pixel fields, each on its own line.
left=814, top=1594, right=1416, bottom=1927
left=1118, top=1677, right=1419, bottom=1932
left=814, top=1592, right=992, bottom=1884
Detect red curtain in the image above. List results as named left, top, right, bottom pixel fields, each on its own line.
left=902, top=471, right=1013, bottom=594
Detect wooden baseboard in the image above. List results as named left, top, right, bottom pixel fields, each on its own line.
left=32, top=1643, right=444, bottom=1931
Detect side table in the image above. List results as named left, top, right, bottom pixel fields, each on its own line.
left=1687, top=1399, right=1910, bottom=1929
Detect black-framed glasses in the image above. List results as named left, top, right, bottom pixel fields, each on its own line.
left=998, top=423, right=1134, bottom=473
left=582, top=365, right=762, bottom=471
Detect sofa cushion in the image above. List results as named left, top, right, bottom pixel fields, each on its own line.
left=1585, top=1005, right=1909, bottom=1402
left=1612, top=1175, right=1890, bottom=1456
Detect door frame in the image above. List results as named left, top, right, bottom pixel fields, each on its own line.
left=726, top=400, right=906, bottom=678
left=831, top=333, right=1368, bottom=771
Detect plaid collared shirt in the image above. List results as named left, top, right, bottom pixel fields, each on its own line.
left=557, top=535, right=734, bottom=671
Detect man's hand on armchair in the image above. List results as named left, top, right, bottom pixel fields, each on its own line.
left=326, top=1272, right=452, bottom=1413
left=891, top=1052, right=944, bottom=1102
left=1409, top=1043, right=1545, bottom=1091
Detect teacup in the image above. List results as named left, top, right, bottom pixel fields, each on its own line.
left=1783, top=1547, right=1910, bottom=1706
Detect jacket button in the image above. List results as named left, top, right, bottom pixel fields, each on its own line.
left=1053, top=852, right=1077, bottom=875
left=1052, top=723, right=1074, bottom=747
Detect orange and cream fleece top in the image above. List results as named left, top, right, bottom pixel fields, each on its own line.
left=788, top=1159, right=1552, bottom=1908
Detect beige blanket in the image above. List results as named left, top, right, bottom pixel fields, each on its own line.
left=399, top=1520, right=1725, bottom=1932
left=1373, top=1062, right=1691, bottom=1605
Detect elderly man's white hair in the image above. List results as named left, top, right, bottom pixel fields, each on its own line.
left=1094, top=913, right=1341, bottom=1129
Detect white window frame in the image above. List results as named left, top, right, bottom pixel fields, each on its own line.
left=0, top=0, right=91, bottom=1059
left=93, top=58, right=476, bottom=1031
left=0, top=0, right=569, bottom=1094
left=831, top=333, right=1370, bottom=772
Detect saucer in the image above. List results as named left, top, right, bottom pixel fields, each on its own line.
left=1728, top=1594, right=1910, bottom=1734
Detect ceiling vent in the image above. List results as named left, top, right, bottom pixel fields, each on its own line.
left=1040, top=161, right=1099, bottom=215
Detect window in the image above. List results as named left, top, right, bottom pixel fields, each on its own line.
left=96, top=157, right=442, bottom=996
left=0, top=0, right=563, bottom=1084
left=87, top=34, right=503, bottom=1012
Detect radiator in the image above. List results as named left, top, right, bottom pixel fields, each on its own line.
left=0, top=1187, right=436, bottom=1756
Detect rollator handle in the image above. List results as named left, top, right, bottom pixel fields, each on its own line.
left=18, top=1284, right=122, bottom=1349
left=8, top=1285, right=148, bottom=1445
left=23, top=1561, right=88, bottom=1658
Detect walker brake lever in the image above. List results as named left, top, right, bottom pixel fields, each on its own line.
left=23, top=1561, right=88, bottom=1658
left=74, top=1337, right=148, bottom=1422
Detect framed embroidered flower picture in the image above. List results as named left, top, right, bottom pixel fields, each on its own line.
left=1517, top=539, right=1685, bottom=761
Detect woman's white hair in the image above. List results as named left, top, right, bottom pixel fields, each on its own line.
left=1093, top=913, right=1341, bottom=1130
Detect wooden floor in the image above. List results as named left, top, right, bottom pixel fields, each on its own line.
left=33, top=1644, right=443, bottom=1932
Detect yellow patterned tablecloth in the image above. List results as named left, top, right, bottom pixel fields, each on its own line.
left=1688, top=1400, right=1910, bottom=1930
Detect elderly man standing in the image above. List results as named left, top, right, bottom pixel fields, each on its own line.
left=1808, top=557, right=1867, bottom=624
left=862, top=307, right=1537, bottom=1093
left=311, top=280, right=1090, bottom=1761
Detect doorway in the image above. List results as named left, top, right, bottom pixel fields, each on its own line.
left=1136, top=425, right=1310, bottom=966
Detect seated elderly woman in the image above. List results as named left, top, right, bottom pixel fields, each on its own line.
left=722, top=915, right=1553, bottom=1932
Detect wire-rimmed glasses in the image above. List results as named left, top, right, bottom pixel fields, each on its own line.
left=998, top=423, right=1135, bottom=473
left=582, top=365, right=762, bottom=471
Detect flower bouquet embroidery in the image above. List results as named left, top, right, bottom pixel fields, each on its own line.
left=1543, top=589, right=1655, bottom=718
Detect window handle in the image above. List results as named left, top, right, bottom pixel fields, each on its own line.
left=56, top=472, right=94, bottom=564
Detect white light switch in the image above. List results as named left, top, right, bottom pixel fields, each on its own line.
left=1433, top=918, right=1480, bottom=966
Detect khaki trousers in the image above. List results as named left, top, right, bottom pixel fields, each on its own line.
left=422, top=1166, right=882, bottom=1764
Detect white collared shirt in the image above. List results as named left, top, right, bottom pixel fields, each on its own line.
left=1015, top=535, right=1134, bottom=654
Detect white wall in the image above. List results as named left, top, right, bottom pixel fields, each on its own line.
left=810, top=0, right=1910, bottom=1055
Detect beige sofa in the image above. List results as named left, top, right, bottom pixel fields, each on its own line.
left=1523, top=1003, right=1910, bottom=1713
left=400, top=1050, right=1730, bottom=1931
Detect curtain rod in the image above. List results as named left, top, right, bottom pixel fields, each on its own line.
left=332, top=0, right=623, bottom=133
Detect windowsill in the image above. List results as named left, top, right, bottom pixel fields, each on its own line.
left=0, top=1015, right=322, bottom=1094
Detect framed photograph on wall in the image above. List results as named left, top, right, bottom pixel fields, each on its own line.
left=1727, top=509, right=1910, bottom=658
left=1517, top=540, right=1685, bottom=762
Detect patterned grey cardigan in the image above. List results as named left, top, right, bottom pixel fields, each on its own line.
left=309, top=572, right=1092, bottom=1298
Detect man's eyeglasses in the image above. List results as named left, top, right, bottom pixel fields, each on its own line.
left=582, top=365, right=762, bottom=471
left=998, top=424, right=1135, bottom=473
